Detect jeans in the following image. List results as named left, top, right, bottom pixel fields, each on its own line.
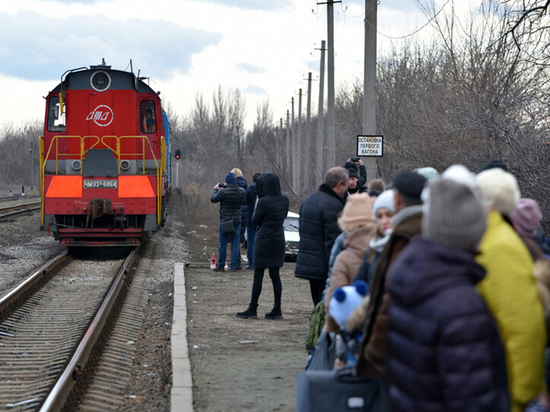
left=246, top=226, right=256, bottom=266
left=218, top=223, right=241, bottom=269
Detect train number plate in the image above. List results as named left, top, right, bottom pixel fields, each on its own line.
left=83, top=180, right=118, bottom=189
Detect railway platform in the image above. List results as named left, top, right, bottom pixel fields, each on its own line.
left=171, top=262, right=193, bottom=412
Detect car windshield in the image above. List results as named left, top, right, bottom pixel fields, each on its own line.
left=283, top=217, right=299, bottom=232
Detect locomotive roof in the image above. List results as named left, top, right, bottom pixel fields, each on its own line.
left=49, top=65, right=157, bottom=94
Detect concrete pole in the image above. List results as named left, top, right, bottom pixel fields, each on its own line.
left=317, top=40, right=326, bottom=186
left=286, top=110, right=290, bottom=179
left=305, top=72, right=312, bottom=192
left=364, top=0, right=378, bottom=180
left=29, top=146, right=34, bottom=196
left=327, top=0, right=336, bottom=168
left=291, top=97, right=297, bottom=193
left=297, top=88, right=303, bottom=194
left=279, top=118, right=284, bottom=168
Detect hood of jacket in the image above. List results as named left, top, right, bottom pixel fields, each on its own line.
left=257, top=173, right=281, bottom=198
left=236, top=175, right=247, bottom=189
left=390, top=237, right=486, bottom=306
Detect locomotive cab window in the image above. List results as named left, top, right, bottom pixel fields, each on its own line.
left=141, top=101, right=157, bottom=134
left=47, top=96, right=66, bottom=132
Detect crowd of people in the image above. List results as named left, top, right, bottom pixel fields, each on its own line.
left=210, top=159, right=550, bottom=411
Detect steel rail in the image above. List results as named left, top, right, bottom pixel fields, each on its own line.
left=0, top=201, right=41, bottom=219
left=0, top=251, right=69, bottom=315
left=39, top=246, right=141, bottom=412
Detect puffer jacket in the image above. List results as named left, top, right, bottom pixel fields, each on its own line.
left=210, top=183, right=245, bottom=225
left=476, top=211, right=546, bottom=412
left=325, top=224, right=375, bottom=331
left=356, top=206, right=423, bottom=376
left=235, top=176, right=248, bottom=243
left=252, top=173, right=289, bottom=269
left=246, top=183, right=258, bottom=227
left=295, top=184, right=345, bottom=282
left=387, top=238, right=509, bottom=412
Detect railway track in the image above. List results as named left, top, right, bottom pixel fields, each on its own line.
left=0, top=246, right=144, bottom=411
left=0, top=201, right=41, bottom=219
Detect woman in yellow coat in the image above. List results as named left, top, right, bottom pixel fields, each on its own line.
left=476, top=168, right=546, bottom=412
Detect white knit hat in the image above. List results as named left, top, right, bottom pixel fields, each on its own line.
left=372, top=190, right=395, bottom=218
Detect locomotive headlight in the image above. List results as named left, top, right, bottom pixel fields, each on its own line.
left=71, top=160, right=81, bottom=171
left=91, top=71, right=111, bottom=91
left=120, top=160, right=131, bottom=171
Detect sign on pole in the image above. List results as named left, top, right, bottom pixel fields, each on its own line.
left=357, top=135, right=383, bottom=157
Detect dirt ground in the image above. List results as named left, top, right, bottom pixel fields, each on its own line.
left=183, top=228, right=315, bottom=412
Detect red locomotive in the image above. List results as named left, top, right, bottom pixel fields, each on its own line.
left=40, top=61, right=171, bottom=246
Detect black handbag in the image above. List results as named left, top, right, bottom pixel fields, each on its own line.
left=296, top=369, right=388, bottom=412
left=220, top=219, right=235, bottom=234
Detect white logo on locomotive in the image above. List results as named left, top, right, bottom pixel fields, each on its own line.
left=86, top=105, right=114, bottom=127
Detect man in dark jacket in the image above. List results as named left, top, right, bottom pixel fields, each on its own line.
left=245, top=172, right=262, bottom=269
left=295, top=166, right=348, bottom=307
left=210, top=172, right=246, bottom=271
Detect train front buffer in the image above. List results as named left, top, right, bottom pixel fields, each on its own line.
left=42, top=173, right=159, bottom=246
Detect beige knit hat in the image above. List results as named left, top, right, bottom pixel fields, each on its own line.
left=338, top=193, right=374, bottom=232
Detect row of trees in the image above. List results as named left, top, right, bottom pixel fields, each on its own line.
left=170, top=0, right=550, bottom=223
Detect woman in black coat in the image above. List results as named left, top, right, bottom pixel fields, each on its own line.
left=236, top=173, right=289, bottom=319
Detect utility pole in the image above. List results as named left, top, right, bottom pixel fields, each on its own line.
left=305, top=73, right=312, bottom=192
left=291, top=97, right=297, bottom=193
left=297, top=88, right=303, bottom=194
left=279, top=118, right=284, bottom=169
left=364, top=0, right=378, bottom=180
left=318, top=0, right=340, bottom=168
left=286, top=110, right=290, bottom=179
left=29, top=146, right=34, bottom=196
left=317, top=40, right=326, bottom=186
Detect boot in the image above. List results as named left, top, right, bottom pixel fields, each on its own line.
left=236, top=304, right=258, bottom=319
left=265, top=305, right=283, bottom=320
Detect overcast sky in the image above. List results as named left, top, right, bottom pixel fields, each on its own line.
left=0, top=0, right=478, bottom=131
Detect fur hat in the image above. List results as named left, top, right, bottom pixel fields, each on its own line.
left=391, top=170, right=427, bottom=200
left=372, top=190, right=395, bottom=218
left=225, top=172, right=236, bottom=184
left=414, top=167, right=439, bottom=182
left=422, top=179, right=487, bottom=251
left=338, top=193, right=374, bottom=231
left=475, top=168, right=520, bottom=215
left=329, top=281, right=369, bottom=329
left=510, top=198, right=543, bottom=237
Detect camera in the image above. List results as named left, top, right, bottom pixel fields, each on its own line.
left=351, top=157, right=360, bottom=163
left=218, top=182, right=227, bottom=188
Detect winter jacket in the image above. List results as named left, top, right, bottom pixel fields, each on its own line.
left=325, top=224, right=375, bottom=331
left=210, top=183, right=245, bottom=226
left=252, top=173, right=289, bottom=269
left=295, top=184, right=345, bottom=282
left=476, top=211, right=546, bottom=412
left=236, top=176, right=248, bottom=243
left=387, top=238, right=509, bottom=412
left=356, top=205, right=423, bottom=377
left=246, top=183, right=258, bottom=227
